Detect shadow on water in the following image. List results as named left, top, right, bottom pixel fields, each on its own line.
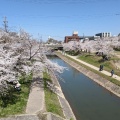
left=49, top=56, right=120, bottom=120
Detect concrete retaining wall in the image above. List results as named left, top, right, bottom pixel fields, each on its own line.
left=55, top=52, right=120, bottom=98
left=49, top=71, right=76, bottom=120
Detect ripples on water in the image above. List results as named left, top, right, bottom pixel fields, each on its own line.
left=49, top=56, right=120, bottom=120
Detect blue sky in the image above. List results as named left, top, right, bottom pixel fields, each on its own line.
left=0, top=0, right=120, bottom=41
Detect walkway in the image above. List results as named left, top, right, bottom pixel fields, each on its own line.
left=26, top=72, right=45, bottom=114
left=65, top=53, right=120, bottom=81
left=0, top=73, right=44, bottom=120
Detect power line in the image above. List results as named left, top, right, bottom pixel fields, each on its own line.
left=1, top=11, right=119, bottom=19
left=8, top=0, right=119, bottom=5
left=2, top=0, right=120, bottom=20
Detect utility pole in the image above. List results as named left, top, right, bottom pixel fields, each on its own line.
left=39, top=35, right=42, bottom=44
left=83, top=33, right=84, bottom=39
left=38, top=33, right=42, bottom=43
left=3, top=16, right=8, bottom=32
left=83, top=33, right=85, bottom=42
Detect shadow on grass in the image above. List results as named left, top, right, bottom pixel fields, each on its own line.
left=0, top=81, right=31, bottom=108
left=85, top=54, right=94, bottom=57
left=0, top=89, right=21, bottom=108
left=98, top=59, right=105, bottom=63
left=44, top=77, right=53, bottom=89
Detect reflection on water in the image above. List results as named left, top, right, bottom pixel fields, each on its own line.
left=49, top=56, right=120, bottom=120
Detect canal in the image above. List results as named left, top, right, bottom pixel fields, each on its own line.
left=49, top=56, right=120, bottom=120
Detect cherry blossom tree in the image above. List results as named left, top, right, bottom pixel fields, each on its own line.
left=0, top=29, right=65, bottom=98
left=62, top=41, right=82, bottom=55
left=62, top=37, right=120, bottom=58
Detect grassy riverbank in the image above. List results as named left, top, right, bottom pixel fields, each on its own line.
left=69, top=56, right=120, bottom=86
left=0, top=73, right=32, bottom=118
left=78, top=53, right=120, bottom=75
left=56, top=52, right=120, bottom=87
left=43, top=72, right=64, bottom=118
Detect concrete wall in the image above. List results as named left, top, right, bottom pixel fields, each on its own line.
left=55, top=52, right=120, bottom=98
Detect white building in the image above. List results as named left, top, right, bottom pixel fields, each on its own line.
left=95, top=32, right=111, bottom=38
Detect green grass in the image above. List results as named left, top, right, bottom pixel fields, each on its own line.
left=78, top=53, right=120, bottom=75
left=45, top=89, right=64, bottom=117
left=56, top=52, right=120, bottom=87
left=0, top=73, right=32, bottom=118
left=70, top=55, right=120, bottom=86
left=43, top=72, right=64, bottom=118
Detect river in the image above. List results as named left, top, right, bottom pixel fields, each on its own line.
left=49, top=56, right=120, bottom=120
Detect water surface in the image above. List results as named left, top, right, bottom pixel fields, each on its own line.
left=49, top=56, right=120, bottom=120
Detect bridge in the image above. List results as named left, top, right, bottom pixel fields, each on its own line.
left=45, top=44, right=63, bottom=50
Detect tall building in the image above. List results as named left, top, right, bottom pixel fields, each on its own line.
left=64, top=31, right=80, bottom=43
left=95, top=32, right=111, bottom=38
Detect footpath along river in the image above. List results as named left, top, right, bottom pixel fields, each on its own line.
left=49, top=56, right=120, bottom=120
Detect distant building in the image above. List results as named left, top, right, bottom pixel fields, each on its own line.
left=79, top=35, right=100, bottom=41
left=64, top=31, right=80, bottom=43
left=95, top=32, right=111, bottom=38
